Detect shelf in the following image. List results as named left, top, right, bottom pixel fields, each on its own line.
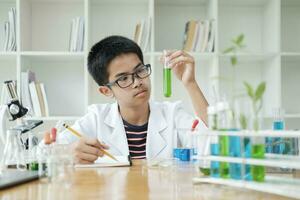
left=281, top=52, right=300, bottom=56
left=20, top=51, right=84, bottom=61
left=154, top=0, right=214, bottom=51
left=90, top=0, right=148, bottom=5
left=193, top=176, right=300, bottom=199
left=30, top=0, right=83, bottom=3
left=285, top=114, right=300, bottom=118
left=193, top=130, right=300, bottom=137
left=0, top=52, right=17, bottom=61
left=218, top=0, right=279, bottom=54
left=20, top=0, right=84, bottom=51
left=147, top=51, right=215, bottom=60
left=24, top=116, right=80, bottom=121
left=156, top=0, right=210, bottom=6
left=219, top=0, right=270, bottom=6
left=219, top=53, right=278, bottom=62
left=196, top=154, right=300, bottom=169
left=281, top=53, right=300, bottom=62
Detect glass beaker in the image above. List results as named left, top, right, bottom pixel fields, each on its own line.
left=47, top=144, right=74, bottom=187
left=1, top=129, right=27, bottom=171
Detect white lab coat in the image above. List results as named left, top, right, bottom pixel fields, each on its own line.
left=58, top=101, right=207, bottom=160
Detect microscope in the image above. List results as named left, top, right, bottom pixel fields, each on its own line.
left=0, top=80, right=43, bottom=171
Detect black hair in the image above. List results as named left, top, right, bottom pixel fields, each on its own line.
left=87, top=35, right=144, bottom=86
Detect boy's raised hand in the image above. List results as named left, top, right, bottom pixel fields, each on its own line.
left=164, top=50, right=196, bottom=86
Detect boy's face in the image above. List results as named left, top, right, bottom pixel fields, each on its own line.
left=100, top=53, right=151, bottom=107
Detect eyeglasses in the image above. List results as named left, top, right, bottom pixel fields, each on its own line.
left=106, top=64, right=151, bottom=88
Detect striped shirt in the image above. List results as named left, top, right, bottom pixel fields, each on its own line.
left=123, top=120, right=148, bottom=159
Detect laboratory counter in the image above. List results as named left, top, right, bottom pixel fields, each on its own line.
left=0, top=160, right=296, bottom=200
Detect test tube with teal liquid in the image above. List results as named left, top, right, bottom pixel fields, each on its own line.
left=163, top=51, right=171, bottom=97
left=272, top=108, right=285, bottom=154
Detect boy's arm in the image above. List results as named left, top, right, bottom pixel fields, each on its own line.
left=184, top=81, right=208, bottom=125
left=165, top=50, right=209, bottom=125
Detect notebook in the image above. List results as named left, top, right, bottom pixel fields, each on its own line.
left=75, top=155, right=132, bottom=168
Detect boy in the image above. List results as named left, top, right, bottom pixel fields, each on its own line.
left=59, top=36, right=208, bottom=164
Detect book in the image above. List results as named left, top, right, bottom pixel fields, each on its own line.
left=200, top=20, right=210, bottom=52
left=35, top=82, right=46, bottom=117
left=75, top=155, right=132, bottom=168
left=21, top=71, right=34, bottom=115
left=137, top=20, right=144, bottom=46
left=4, top=22, right=9, bottom=51
left=29, top=82, right=42, bottom=117
left=141, top=17, right=151, bottom=52
left=206, top=20, right=215, bottom=52
left=39, top=83, right=49, bottom=117
left=192, top=21, right=200, bottom=51
left=69, top=17, right=84, bottom=52
left=195, top=21, right=203, bottom=52
left=8, top=8, right=16, bottom=51
left=0, top=83, right=8, bottom=105
left=182, top=21, right=190, bottom=51
left=133, top=22, right=141, bottom=44
left=183, top=20, right=197, bottom=52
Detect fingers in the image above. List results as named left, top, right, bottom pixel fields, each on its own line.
left=71, top=137, right=111, bottom=164
left=160, top=50, right=193, bottom=66
left=159, top=49, right=176, bottom=64
left=84, top=138, right=109, bottom=150
left=168, top=55, right=194, bottom=68
left=167, top=50, right=186, bottom=60
left=74, top=151, right=98, bottom=162
left=81, top=144, right=104, bottom=157
left=43, top=131, right=51, bottom=145
left=76, top=158, right=94, bottom=164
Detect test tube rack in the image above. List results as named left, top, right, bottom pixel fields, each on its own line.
left=192, top=130, right=300, bottom=199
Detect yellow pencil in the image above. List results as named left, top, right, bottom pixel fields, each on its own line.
left=63, top=123, right=118, bottom=162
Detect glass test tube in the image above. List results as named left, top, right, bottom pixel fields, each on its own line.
left=163, top=51, right=171, bottom=97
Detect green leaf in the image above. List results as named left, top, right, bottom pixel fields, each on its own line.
left=239, top=114, right=247, bottom=130
left=231, top=56, right=237, bottom=66
left=236, top=34, right=244, bottom=45
left=223, top=46, right=235, bottom=54
left=243, top=82, right=254, bottom=99
left=237, top=44, right=246, bottom=49
left=254, top=82, right=266, bottom=102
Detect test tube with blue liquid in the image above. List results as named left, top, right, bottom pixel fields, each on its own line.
left=272, top=108, right=285, bottom=154
left=163, top=51, right=172, bottom=97
left=229, top=129, right=242, bottom=180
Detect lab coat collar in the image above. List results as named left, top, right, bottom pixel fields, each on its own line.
left=104, top=102, right=129, bottom=156
left=147, top=101, right=168, bottom=159
left=104, top=101, right=167, bottom=159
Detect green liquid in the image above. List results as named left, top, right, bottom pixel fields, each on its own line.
left=200, top=167, right=210, bottom=176
left=163, top=68, right=171, bottom=97
left=251, top=144, right=265, bottom=182
left=30, top=162, right=39, bottom=171
left=220, top=135, right=230, bottom=178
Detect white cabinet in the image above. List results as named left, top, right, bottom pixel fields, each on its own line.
left=0, top=0, right=298, bottom=129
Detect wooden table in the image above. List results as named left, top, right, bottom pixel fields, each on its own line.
left=0, top=160, right=296, bottom=200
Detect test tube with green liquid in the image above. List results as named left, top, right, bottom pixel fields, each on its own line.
left=163, top=51, right=171, bottom=97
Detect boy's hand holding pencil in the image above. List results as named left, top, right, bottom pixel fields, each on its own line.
left=62, top=123, right=116, bottom=164
left=70, top=136, right=110, bottom=164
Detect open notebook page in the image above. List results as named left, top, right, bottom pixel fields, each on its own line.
left=75, top=156, right=131, bottom=168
